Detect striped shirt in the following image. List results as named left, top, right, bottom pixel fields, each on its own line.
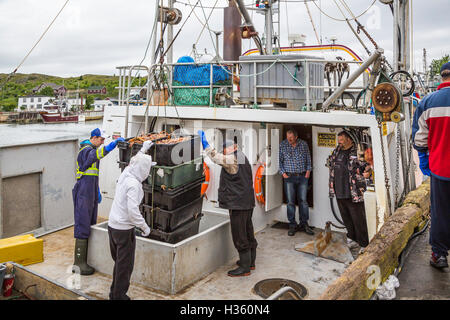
left=279, top=138, right=312, bottom=175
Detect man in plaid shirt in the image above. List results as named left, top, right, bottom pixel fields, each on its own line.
left=279, top=129, right=313, bottom=236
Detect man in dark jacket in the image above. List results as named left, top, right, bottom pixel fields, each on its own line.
left=412, top=62, right=450, bottom=269
left=72, top=128, right=124, bottom=275
left=198, top=130, right=257, bottom=277
left=328, top=131, right=371, bottom=253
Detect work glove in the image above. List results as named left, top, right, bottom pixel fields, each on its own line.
left=418, top=151, right=431, bottom=176
left=197, top=130, right=210, bottom=149
left=141, top=225, right=151, bottom=237
left=104, top=137, right=125, bottom=152
left=140, top=140, right=154, bottom=154
left=98, top=188, right=102, bottom=204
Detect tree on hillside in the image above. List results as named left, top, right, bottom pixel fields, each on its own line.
left=430, top=54, right=450, bottom=77
left=85, top=95, right=94, bottom=110
left=39, top=86, right=55, bottom=97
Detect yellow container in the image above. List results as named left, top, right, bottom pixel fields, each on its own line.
left=0, top=234, right=44, bottom=266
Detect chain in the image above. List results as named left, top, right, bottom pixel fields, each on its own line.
left=382, top=57, right=394, bottom=72
left=354, top=18, right=394, bottom=73
left=356, top=19, right=378, bottom=49
left=398, top=137, right=415, bottom=206
left=394, top=124, right=401, bottom=207
left=377, top=119, right=392, bottom=217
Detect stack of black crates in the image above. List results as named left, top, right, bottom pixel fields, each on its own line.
left=118, top=134, right=204, bottom=244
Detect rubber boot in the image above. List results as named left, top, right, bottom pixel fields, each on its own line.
left=228, top=250, right=251, bottom=277
left=73, top=239, right=95, bottom=276
left=236, top=248, right=256, bottom=270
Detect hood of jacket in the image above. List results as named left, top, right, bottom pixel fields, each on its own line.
left=119, top=152, right=153, bottom=183
left=80, top=139, right=95, bottom=148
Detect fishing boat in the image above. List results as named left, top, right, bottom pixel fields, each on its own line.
left=1, top=0, right=442, bottom=301
left=40, top=111, right=79, bottom=123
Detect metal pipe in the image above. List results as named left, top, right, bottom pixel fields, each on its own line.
left=209, top=64, right=213, bottom=106
left=253, top=61, right=257, bottom=104
left=393, top=0, right=400, bottom=71
left=264, top=1, right=273, bottom=55
left=323, top=49, right=383, bottom=110
left=150, top=1, right=159, bottom=65
left=363, top=55, right=383, bottom=110
left=306, top=61, right=310, bottom=110
left=266, top=286, right=302, bottom=300
left=167, top=0, right=174, bottom=65
left=232, top=0, right=265, bottom=54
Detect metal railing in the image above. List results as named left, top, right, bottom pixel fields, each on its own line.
left=116, top=57, right=371, bottom=111
left=266, top=286, right=303, bottom=300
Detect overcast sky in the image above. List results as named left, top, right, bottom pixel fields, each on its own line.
left=0, top=0, right=448, bottom=77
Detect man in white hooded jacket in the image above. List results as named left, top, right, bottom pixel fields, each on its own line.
left=107, top=140, right=154, bottom=300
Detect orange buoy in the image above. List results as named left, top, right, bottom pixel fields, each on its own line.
left=201, top=162, right=210, bottom=196
left=254, top=163, right=265, bottom=204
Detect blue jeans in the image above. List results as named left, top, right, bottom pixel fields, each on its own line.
left=284, top=175, right=309, bottom=227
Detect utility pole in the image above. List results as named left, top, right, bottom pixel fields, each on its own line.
left=422, top=48, right=427, bottom=75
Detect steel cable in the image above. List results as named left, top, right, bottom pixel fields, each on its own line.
left=311, top=0, right=377, bottom=22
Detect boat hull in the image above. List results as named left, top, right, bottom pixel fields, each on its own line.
left=40, top=113, right=78, bottom=123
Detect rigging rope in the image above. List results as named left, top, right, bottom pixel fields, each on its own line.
left=304, top=1, right=321, bottom=45
left=311, top=0, right=376, bottom=22
left=1, top=0, right=70, bottom=92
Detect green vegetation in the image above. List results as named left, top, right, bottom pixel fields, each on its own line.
left=85, top=95, right=94, bottom=110
left=430, top=54, right=450, bottom=77
left=0, top=73, right=146, bottom=111
left=39, top=86, right=55, bottom=97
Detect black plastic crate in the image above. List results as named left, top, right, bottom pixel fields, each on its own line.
left=118, top=134, right=200, bottom=167
left=118, top=161, right=128, bottom=172
left=145, top=134, right=200, bottom=166
left=143, top=177, right=205, bottom=211
left=118, top=140, right=145, bottom=164
left=147, top=214, right=203, bottom=244
left=142, top=196, right=203, bottom=232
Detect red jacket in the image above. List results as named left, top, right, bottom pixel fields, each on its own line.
left=412, top=82, right=450, bottom=180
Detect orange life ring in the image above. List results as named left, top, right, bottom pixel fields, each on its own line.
left=201, top=162, right=210, bottom=196
left=254, top=163, right=265, bottom=204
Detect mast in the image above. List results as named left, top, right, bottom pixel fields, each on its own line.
left=264, top=0, right=273, bottom=55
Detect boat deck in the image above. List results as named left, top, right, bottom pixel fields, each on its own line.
left=27, top=218, right=348, bottom=300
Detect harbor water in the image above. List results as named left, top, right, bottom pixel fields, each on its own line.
left=0, top=120, right=103, bottom=147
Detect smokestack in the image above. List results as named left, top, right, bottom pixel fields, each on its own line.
left=223, top=1, right=242, bottom=61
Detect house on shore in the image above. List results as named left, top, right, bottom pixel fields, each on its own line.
left=32, top=83, right=67, bottom=96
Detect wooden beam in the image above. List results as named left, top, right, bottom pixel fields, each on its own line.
left=320, top=180, right=430, bottom=300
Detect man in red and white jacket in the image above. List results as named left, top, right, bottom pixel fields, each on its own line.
left=412, top=62, right=450, bottom=269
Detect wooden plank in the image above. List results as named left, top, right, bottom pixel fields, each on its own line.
left=320, top=180, right=430, bottom=300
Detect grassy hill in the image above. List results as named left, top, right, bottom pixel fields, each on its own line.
left=0, top=73, right=146, bottom=111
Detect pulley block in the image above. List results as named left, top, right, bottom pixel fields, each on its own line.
left=372, top=82, right=401, bottom=113
left=157, top=6, right=182, bottom=25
